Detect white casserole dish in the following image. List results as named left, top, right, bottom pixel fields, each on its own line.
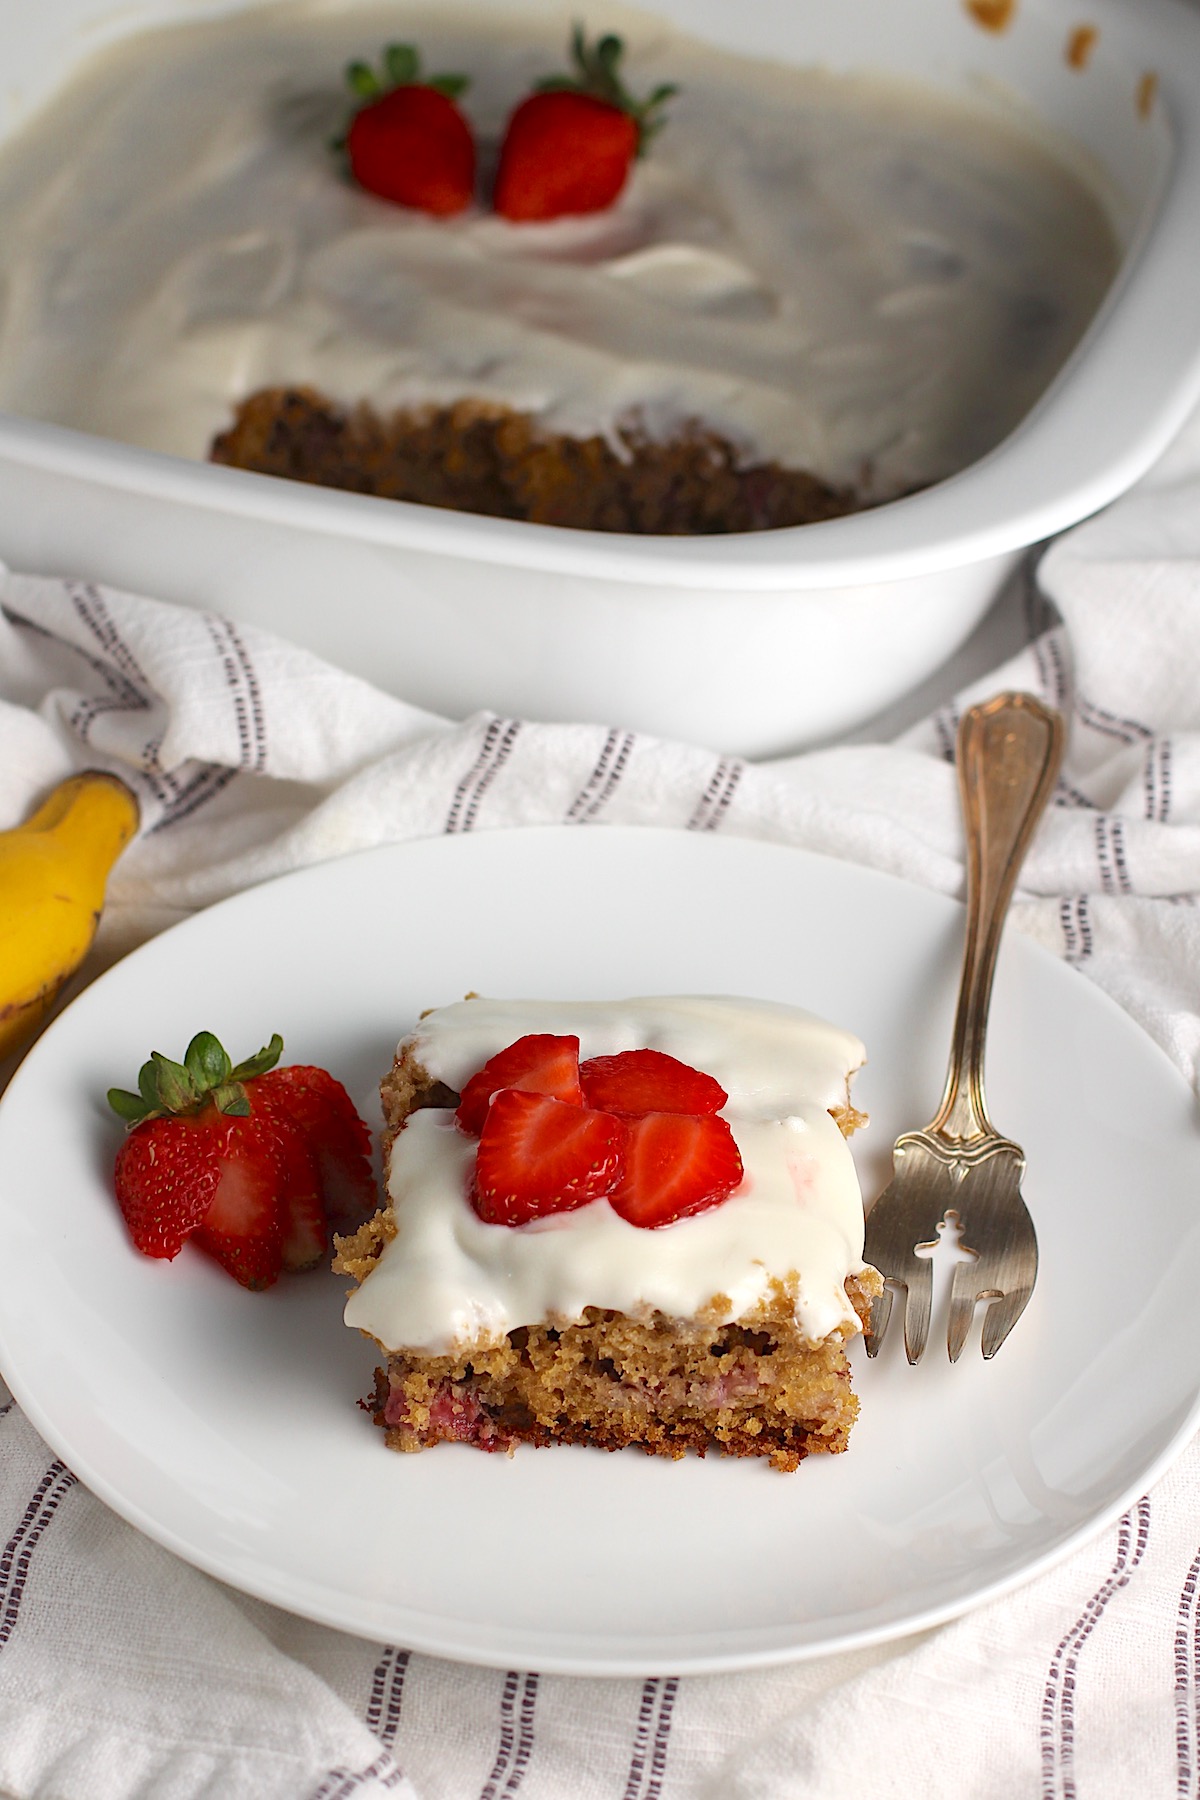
left=1, top=0, right=1199, bottom=756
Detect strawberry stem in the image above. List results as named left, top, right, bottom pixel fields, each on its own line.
left=535, top=25, right=678, bottom=153
left=108, top=1031, right=283, bottom=1127
left=383, top=43, right=420, bottom=88
left=342, top=42, right=470, bottom=107
left=333, top=42, right=470, bottom=156
left=346, top=61, right=383, bottom=101
left=186, top=1030, right=231, bottom=1091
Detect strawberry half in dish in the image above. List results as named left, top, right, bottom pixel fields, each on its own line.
left=108, top=1031, right=374, bottom=1289
left=340, top=42, right=476, bottom=215
left=493, top=27, right=677, bottom=222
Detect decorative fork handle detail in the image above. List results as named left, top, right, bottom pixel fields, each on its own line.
left=929, top=694, right=1065, bottom=1145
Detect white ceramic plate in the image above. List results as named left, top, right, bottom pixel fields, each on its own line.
left=1, top=827, right=1199, bottom=1677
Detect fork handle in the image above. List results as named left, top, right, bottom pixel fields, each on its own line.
left=929, top=692, right=1065, bottom=1143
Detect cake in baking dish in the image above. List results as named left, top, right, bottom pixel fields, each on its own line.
left=0, top=4, right=1119, bottom=533
left=334, top=995, right=882, bottom=1471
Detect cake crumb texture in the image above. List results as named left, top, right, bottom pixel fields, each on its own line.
left=332, top=1212, right=396, bottom=1285
left=210, top=388, right=861, bottom=535
left=367, top=1272, right=881, bottom=1473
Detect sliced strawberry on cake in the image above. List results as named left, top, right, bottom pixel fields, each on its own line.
left=471, top=1088, right=624, bottom=1225
left=455, top=1032, right=583, bottom=1135
left=579, top=1047, right=726, bottom=1117
left=608, top=1110, right=743, bottom=1227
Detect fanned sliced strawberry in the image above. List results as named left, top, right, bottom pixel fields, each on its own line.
left=609, top=1112, right=744, bottom=1228
left=456, top=1034, right=583, bottom=1135
left=579, top=1048, right=727, bottom=1117
left=113, top=1118, right=223, bottom=1260
left=188, top=1107, right=288, bottom=1289
left=256, top=1064, right=375, bottom=1228
left=109, top=1030, right=373, bottom=1288
left=471, top=1089, right=624, bottom=1225
left=280, top=1183, right=327, bottom=1271
left=265, top=1112, right=327, bottom=1271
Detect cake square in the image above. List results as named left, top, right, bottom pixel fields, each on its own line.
left=335, top=995, right=881, bottom=1471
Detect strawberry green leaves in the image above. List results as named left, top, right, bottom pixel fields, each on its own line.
left=107, top=1030, right=284, bottom=1126
left=344, top=42, right=469, bottom=106
left=534, top=27, right=677, bottom=154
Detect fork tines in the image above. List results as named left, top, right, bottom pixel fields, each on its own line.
left=864, top=1128, right=1038, bottom=1363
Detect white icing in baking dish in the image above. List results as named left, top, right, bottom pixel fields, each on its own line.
left=0, top=0, right=1117, bottom=498
left=344, top=994, right=873, bottom=1353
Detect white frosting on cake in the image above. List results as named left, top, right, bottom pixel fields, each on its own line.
left=0, top=0, right=1118, bottom=498
left=344, top=994, right=872, bottom=1353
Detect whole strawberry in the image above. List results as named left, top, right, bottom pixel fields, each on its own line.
left=108, top=1031, right=374, bottom=1289
left=493, top=28, right=677, bottom=222
left=341, top=42, right=475, bottom=215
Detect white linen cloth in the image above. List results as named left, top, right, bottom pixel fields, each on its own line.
left=3, top=401, right=1200, bottom=1799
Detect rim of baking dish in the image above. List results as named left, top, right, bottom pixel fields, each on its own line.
left=1, top=0, right=1199, bottom=594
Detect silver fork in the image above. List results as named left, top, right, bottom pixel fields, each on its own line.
left=864, top=691, right=1065, bottom=1363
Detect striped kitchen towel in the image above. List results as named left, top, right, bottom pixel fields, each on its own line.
left=2, top=400, right=1200, bottom=1797
left=2, top=1384, right=1199, bottom=1800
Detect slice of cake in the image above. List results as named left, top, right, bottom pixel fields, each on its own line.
left=335, top=994, right=881, bottom=1471
left=210, top=390, right=860, bottom=535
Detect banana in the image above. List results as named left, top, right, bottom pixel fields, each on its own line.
left=0, top=771, right=140, bottom=1060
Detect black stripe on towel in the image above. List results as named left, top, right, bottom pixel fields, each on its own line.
left=364, top=1644, right=411, bottom=1747
left=204, top=615, right=269, bottom=774
left=0, top=1459, right=78, bottom=1653
left=688, top=758, right=744, bottom=831
left=446, top=721, right=524, bottom=834
left=477, top=1668, right=540, bottom=1799
left=567, top=729, right=637, bottom=822
left=305, top=1751, right=406, bottom=1800
left=1039, top=1497, right=1151, bottom=1799
left=1173, top=1543, right=1200, bottom=1797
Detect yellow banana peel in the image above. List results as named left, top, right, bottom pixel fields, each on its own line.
left=0, top=771, right=140, bottom=1060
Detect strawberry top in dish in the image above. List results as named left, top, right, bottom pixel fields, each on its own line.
left=0, top=5, right=1119, bottom=524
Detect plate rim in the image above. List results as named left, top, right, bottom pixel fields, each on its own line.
left=2, top=823, right=1198, bottom=1677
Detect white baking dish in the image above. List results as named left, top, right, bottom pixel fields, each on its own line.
left=1, top=0, right=1199, bottom=755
